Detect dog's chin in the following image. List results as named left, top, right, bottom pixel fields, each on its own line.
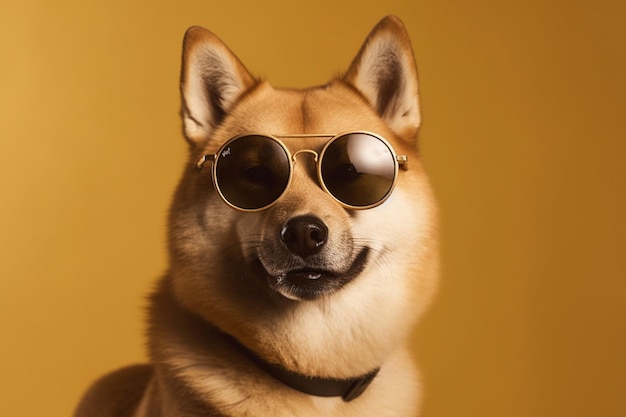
left=252, top=248, right=370, bottom=301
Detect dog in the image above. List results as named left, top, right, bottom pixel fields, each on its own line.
left=74, top=15, right=439, bottom=417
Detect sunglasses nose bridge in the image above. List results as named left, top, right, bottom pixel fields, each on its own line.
left=291, top=149, right=319, bottom=165
left=288, top=149, right=326, bottom=200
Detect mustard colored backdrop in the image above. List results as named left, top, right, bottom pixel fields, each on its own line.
left=1, top=1, right=624, bottom=416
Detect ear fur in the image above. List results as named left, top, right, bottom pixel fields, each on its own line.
left=343, top=16, right=421, bottom=141
left=180, top=26, right=257, bottom=145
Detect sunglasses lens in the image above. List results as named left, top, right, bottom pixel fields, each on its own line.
left=214, top=135, right=290, bottom=210
left=320, top=133, right=397, bottom=207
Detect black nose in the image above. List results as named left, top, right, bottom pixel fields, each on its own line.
left=280, top=216, right=328, bottom=258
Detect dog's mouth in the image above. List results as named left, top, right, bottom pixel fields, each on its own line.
left=253, top=248, right=370, bottom=301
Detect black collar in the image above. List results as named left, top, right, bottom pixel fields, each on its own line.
left=239, top=341, right=380, bottom=402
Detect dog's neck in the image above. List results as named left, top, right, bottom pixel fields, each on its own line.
left=236, top=337, right=380, bottom=402
left=150, top=280, right=380, bottom=402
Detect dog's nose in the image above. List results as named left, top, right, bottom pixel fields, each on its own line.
left=280, top=216, right=328, bottom=258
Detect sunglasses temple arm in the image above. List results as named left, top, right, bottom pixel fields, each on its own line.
left=196, top=154, right=216, bottom=171
left=397, top=155, right=409, bottom=171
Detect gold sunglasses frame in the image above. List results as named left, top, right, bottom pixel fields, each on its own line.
left=196, top=131, right=408, bottom=212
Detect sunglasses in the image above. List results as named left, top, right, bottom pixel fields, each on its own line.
left=196, top=131, right=408, bottom=211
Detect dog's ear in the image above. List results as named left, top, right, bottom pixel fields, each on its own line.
left=343, top=16, right=421, bottom=141
left=180, top=26, right=257, bottom=145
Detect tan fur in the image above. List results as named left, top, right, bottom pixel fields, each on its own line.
left=75, top=15, right=438, bottom=417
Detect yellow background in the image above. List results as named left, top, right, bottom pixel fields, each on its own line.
left=1, top=1, right=625, bottom=416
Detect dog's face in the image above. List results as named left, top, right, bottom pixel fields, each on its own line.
left=167, top=17, right=438, bottom=378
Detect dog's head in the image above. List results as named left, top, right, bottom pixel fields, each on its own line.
left=167, top=16, right=438, bottom=378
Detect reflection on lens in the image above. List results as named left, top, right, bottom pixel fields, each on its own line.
left=215, top=135, right=290, bottom=210
left=320, top=133, right=396, bottom=207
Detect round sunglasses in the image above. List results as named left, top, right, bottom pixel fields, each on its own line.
left=196, top=131, right=408, bottom=211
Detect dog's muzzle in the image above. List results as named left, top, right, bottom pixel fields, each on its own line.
left=253, top=216, right=369, bottom=300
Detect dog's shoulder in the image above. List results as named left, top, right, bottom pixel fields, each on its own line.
left=73, top=364, right=153, bottom=417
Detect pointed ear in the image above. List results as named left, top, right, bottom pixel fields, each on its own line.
left=180, top=26, right=257, bottom=145
left=343, top=16, right=421, bottom=141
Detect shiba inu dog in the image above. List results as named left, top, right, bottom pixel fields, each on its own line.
left=75, top=15, right=438, bottom=417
